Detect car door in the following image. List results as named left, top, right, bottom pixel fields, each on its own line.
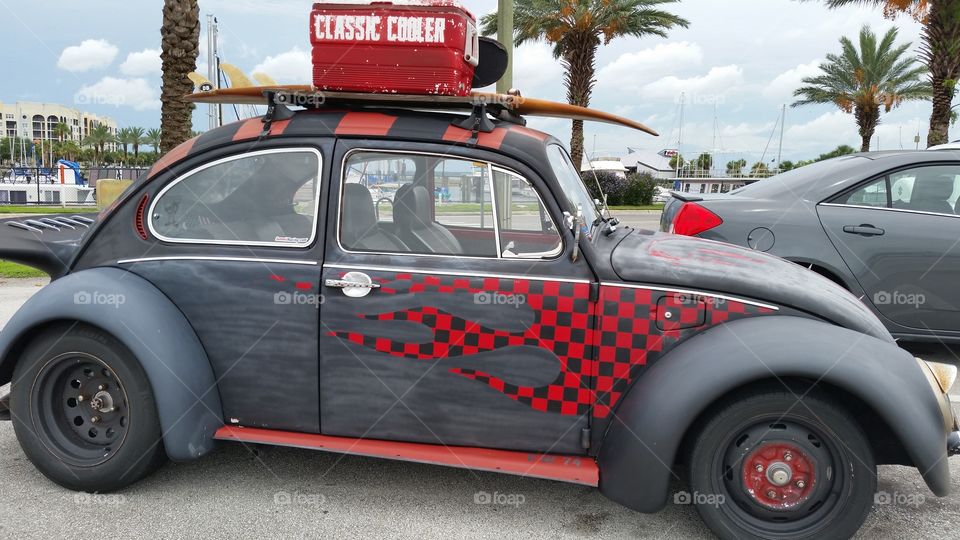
left=319, top=140, right=597, bottom=454
left=127, top=144, right=329, bottom=433
left=817, top=164, right=960, bottom=332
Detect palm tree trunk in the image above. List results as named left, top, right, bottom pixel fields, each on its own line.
left=563, top=32, right=599, bottom=169
left=160, top=0, right=200, bottom=154
left=924, top=0, right=960, bottom=147
left=856, top=105, right=880, bottom=152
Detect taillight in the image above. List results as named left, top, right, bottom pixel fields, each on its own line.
left=670, top=202, right=723, bottom=236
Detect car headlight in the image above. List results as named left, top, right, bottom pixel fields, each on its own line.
left=916, top=358, right=958, bottom=431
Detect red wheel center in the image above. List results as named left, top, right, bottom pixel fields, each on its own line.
left=741, top=441, right=816, bottom=510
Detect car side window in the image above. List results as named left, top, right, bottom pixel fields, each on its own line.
left=339, top=150, right=562, bottom=259
left=150, top=148, right=321, bottom=246
left=889, top=166, right=959, bottom=215
left=837, top=178, right=889, bottom=208
left=492, top=168, right=563, bottom=258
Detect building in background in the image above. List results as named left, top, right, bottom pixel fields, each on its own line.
left=0, top=101, right=117, bottom=147
left=621, top=149, right=676, bottom=179
left=582, top=157, right=628, bottom=178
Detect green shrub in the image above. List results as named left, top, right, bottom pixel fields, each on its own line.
left=622, top=173, right=658, bottom=206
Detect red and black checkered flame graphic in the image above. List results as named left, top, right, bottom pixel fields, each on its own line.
left=331, top=273, right=773, bottom=418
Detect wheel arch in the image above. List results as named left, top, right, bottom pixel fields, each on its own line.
left=596, top=315, right=950, bottom=513
left=0, top=267, right=223, bottom=461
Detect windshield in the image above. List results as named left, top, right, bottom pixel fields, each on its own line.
left=546, top=144, right=600, bottom=225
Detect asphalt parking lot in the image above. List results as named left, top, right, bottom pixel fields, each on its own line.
left=2, top=211, right=960, bottom=538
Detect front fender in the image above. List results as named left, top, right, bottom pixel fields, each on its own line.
left=0, top=267, right=222, bottom=461
left=597, top=315, right=950, bottom=513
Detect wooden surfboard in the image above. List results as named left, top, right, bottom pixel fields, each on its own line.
left=184, top=85, right=658, bottom=136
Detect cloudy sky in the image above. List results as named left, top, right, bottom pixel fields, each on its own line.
left=0, top=0, right=944, bottom=163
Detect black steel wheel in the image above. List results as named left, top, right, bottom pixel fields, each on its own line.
left=11, top=324, right=166, bottom=491
left=687, top=387, right=876, bottom=540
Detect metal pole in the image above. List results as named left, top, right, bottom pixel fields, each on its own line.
left=776, top=104, right=785, bottom=171
left=496, top=0, right=513, bottom=93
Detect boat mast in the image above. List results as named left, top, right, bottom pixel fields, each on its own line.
left=676, top=92, right=684, bottom=178
left=776, top=104, right=785, bottom=171
left=206, top=14, right=221, bottom=130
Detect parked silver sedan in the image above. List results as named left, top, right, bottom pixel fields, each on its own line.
left=661, top=150, right=960, bottom=342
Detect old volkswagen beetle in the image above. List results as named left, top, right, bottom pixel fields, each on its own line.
left=0, top=88, right=958, bottom=539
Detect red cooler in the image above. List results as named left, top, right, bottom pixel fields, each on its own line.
left=310, top=1, right=479, bottom=96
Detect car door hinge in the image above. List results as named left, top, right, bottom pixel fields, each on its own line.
left=580, top=427, right=591, bottom=449
left=589, top=282, right=600, bottom=303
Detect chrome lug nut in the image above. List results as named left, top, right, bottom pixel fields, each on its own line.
left=796, top=480, right=805, bottom=489
left=767, top=490, right=777, bottom=499
left=77, top=395, right=85, bottom=402
left=98, top=383, right=108, bottom=391
left=755, top=464, right=764, bottom=472
left=784, top=452, right=793, bottom=461
left=90, top=415, right=101, bottom=424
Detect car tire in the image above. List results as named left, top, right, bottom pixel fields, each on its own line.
left=687, top=387, right=876, bottom=540
left=10, top=324, right=166, bottom=492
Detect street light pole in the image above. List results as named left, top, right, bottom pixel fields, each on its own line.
left=496, top=0, right=513, bottom=93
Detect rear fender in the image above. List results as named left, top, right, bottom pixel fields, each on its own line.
left=597, top=316, right=950, bottom=512
left=0, top=267, right=222, bottom=460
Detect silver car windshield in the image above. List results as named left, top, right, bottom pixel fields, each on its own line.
left=547, top=144, right=600, bottom=225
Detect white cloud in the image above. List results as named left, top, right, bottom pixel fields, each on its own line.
left=252, top=48, right=312, bottom=83
left=74, top=77, right=160, bottom=111
left=639, top=65, right=746, bottom=103
left=120, top=48, right=162, bottom=76
left=508, top=42, right=565, bottom=98
left=597, top=42, right=704, bottom=89
left=763, top=60, right=823, bottom=102
left=58, top=39, right=119, bottom=72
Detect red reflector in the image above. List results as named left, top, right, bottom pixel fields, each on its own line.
left=134, top=194, right=149, bottom=240
left=671, top=202, right=723, bottom=236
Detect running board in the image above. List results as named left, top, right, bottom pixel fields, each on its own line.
left=215, top=426, right=599, bottom=486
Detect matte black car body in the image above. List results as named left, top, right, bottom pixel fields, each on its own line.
left=0, top=109, right=955, bottom=525
left=661, top=151, right=960, bottom=343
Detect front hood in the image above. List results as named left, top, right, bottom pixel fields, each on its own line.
left=610, top=230, right=892, bottom=342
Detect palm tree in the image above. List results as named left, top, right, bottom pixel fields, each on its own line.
left=116, top=127, right=133, bottom=159
left=812, top=0, right=960, bottom=147
left=145, top=128, right=162, bottom=152
left=83, top=124, right=114, bottom=166
left=793, top=26, right=930, bottom=152
left=160, top=0, right=200, bottom=153
left=481, top=0, right=688, bottom=167
left=129, top=127, right=147, bottom=159
left=52, top=121, right=71, bottom=142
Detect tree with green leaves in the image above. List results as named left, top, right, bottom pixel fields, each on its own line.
left=145, top=128, right=162, bottom=151
left=778, top=160, right=796, bottom=172
left=481, top=0, right=689, bottom=168
left=116, top=127, right=133, bottom=159
left=83, top=124, right=114, bottom=166
left=793, top=25, right=930, bottom=152
left=751, top=161, right=772, bottom=178
left=160, top=0, right=200, bottom=153
left=810, top=0, right=960, bottom=146
left=52, top=122, right=72, bottom=142
left=128, top=127, right=147, bottom=159
left=726, top=158, right=748, bottom=176
left=818, top=144, right=858, bottom=160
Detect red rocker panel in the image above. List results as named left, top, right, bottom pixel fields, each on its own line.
left=215, top=426, right=599, bottom=486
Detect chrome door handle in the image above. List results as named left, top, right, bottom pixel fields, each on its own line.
left=324, top=271, right=379, bottom=298
left=324, top=279, right=380, bottom=289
